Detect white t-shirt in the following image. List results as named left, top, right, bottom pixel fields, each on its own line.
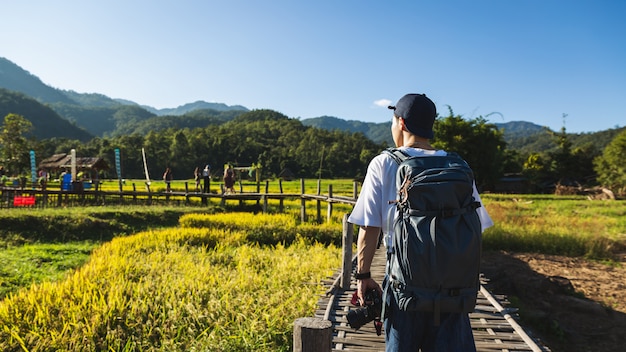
left=348, top=147, right=494, bottom=249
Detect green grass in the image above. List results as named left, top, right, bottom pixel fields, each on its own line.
left=0, top=241, right=98, bottom=299
left=481, top=194, right=626, bottom=259
left=43, top=178, right=360, bottom=196
left=0, top=205, right=206, bottom=245
left=0, top=206, right=211, bottom=301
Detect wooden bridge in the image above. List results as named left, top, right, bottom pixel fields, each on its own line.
left=309, top=238, right=549, bottom=351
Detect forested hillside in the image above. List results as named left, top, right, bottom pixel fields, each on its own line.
left=301, top=116, right=393, bottom=146
left=2, top=55, right=619, bottom=154
left=3, top=56, right=626, bottom=193
left=504, top=125, right=626, bottom=155
left=31, top=109, right=383, bottom=181
left=0, top=57, right=75, bottom=105
left=109, top=109, right=246, bottom=136
left=0, top=89, right=92, bottom=141
left=301, top=114, right=624, bottom=158
left=141, top=100, right=248, bottom=116
left=0, top=57, right=247, bottom=137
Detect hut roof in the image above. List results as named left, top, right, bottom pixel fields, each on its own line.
left=278, top=168, right=295, bottom=180
left=39, top=154, right=109, bottom=170
left=38, top=154, right=67, bottom=168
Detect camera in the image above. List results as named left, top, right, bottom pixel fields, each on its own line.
left=347, top=289, right=383, bottom=331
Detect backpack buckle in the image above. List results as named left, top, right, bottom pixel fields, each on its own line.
left=391, top=279, right=405, bottom=291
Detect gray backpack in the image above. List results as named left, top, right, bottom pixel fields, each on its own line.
left=383, top=148, right=482, bottom=325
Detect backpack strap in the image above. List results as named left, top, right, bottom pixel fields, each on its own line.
left=382, top=148, right=410, bottom=165
left=380, top=148, right=410, bottom=321
left=384, top=147, right=461, bottom=163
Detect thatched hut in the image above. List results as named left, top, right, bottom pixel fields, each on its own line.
left=38, top=153, right=109, bottom=180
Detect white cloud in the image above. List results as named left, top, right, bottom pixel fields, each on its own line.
left=373, top=99, right=392, bottom=108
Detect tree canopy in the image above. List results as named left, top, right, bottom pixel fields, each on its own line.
left=28, top=109, right=382, bottom=181
left=4, top=106, right=622, bottom=195
left=433, top=109, right=506, bottom=190
left=0, top=113, right=32, bottom=175
left=594, top=129, right=626, bottom=195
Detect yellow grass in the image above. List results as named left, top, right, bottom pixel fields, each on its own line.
left=0, top=213, right=342, bottom=351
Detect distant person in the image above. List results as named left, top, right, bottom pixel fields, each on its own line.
left=0, top=166, right=6, bottom=186
left=38, top=169, right=48, bottom=189
left=163, top=167, right=173, bottom=192
left=223, top=165, right=235, bottom=194
left=194, top=166, right=201, bottom=192
left=202, top=164, right=211, bottom=193
left=61, top=171, right=72, bottom=191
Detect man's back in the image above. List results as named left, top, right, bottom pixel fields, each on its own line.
left=348, top=93, right=493, bottom=351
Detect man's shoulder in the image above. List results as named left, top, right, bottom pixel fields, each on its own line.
left=382, top=147, right=448, bottom=160
left=371, top=150, right=399, bottom=166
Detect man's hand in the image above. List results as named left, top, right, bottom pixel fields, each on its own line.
left=357, top=277, right=382, bottom=306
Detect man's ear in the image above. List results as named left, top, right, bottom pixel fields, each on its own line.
left=399, top=117, right=409, bottom=132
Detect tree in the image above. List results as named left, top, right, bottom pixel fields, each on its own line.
left=547, top=127, right=576, bottom=184
left=0, top=113, right=33, bottom=175
left=594, top=129, right=626, bottom=195
left=543, top=126, right=599, bottom=187
left=170, top=130, right=192, bottom=173
left=22, top=109, right=385, bottom=180
left=522, top=152, right=550, bottom=192
left=112, top=134, right=146, bottom=180
left=432, top=109, right=506, bottom=191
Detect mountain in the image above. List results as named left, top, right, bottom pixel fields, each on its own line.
left=0, top=88, right=93, bottom=141
left=301, top=116, right=393, bottom=146
left=0, top=57, right=247, bottom=137
left=141, top=101, right=248, bottom=116
left=108, top=108, right=246, bottom=136
left=0, top=57, right=75, bottom=105
left=300, top=116, right=551, bottom=148
left=493, top=121, right=546, bottom=139
left=63, top=90, right=125, bottom=108
left=2, top=56, right=622, bottom=153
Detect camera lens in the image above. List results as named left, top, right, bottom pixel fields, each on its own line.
left=346, top=289, right=382, bottom=330
left=346, top=306, right=372, bottom=329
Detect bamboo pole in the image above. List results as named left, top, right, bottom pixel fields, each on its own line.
left=300, top=178, right=306, bottom=222
left=263, top=180, right=269, bottom=213
left=316, top=179, right=322, bottom=223
left=327, top=184, right=333, bottom=223
left=341, top=214, right=353, bottom=289
left=278, top=179, right=284, bottom=212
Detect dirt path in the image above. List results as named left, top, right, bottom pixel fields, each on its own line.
left=481, top=251, right=626, bottom=352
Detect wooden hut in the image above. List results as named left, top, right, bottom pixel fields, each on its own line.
left=38, top=153, right=109, bottom=180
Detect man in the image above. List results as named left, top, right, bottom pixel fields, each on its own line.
left=202, top=164, right=211, bottom=193
left=348, top=93, right=493, bottom=351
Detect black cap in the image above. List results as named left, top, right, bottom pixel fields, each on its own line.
left=388, top=93, right=436, bottom=139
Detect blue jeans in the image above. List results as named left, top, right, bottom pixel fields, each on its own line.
left=384, top=294, right=476, bottom=352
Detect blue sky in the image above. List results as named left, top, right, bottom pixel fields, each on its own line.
left=2, top=0, right=624, bottom=133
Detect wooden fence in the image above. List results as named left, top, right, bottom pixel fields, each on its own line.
left=0, top=179, right=358, bottom=222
